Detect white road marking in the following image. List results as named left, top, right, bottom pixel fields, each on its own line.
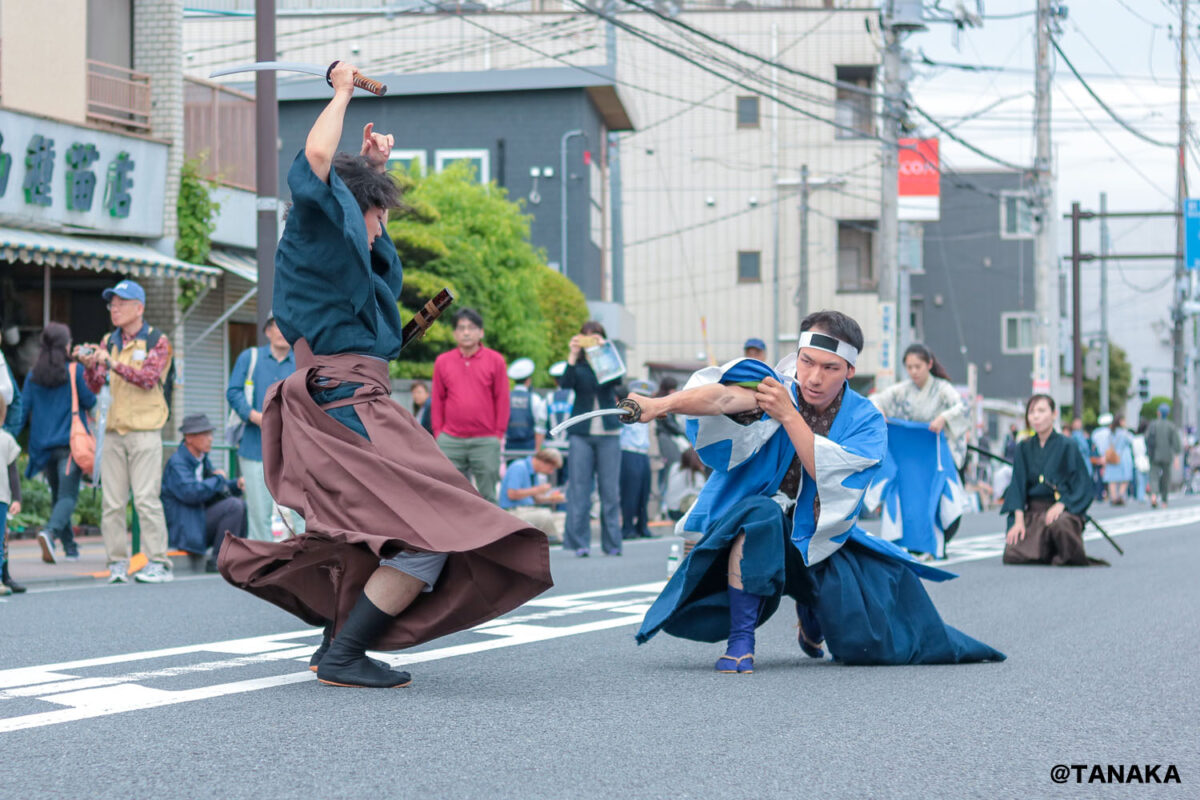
left=0, top=582, right=666, bottom=734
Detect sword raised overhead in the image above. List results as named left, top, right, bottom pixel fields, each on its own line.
left=209, top=60, right=388, bottom=96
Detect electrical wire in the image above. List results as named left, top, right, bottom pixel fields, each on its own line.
left=1051, top=37, right=1175, bottom=148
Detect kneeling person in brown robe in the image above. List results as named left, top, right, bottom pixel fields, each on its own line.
left=217, top=62, right=552, bottom=688
left=1001, top=394, right=1107, bottom=567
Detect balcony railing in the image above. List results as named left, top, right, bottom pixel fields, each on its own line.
left=86, top=60, right=152, bottom=134
left=184, top=77, right=255, bottom=190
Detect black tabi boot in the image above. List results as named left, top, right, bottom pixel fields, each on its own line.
left=316, top=595, right=412, bottom=688
left=310, top=624, right=398, bottom=674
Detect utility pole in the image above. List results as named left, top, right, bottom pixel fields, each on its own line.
left=1173, top=0, right=1189, bottom=427
left=798, top=164, right=809, bottom=332
left=878, top=19, right=902, bottom=387
left=1070, top=202, right=1083, bottom=414
left=1033, top=0, right=1058, bottom=401
left=254, top=0, right=277, bottom=344
left=1099, top=191, right=1110, bottom=416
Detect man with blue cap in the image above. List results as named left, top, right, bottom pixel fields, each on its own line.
left=1146, top=403, right=1182, bottom=508
left=743, top=337, right=767, bottom=362
left=76, top=279, right=175, bottom=584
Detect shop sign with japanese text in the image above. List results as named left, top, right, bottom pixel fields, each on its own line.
left=0, top=108, right=167, bottom=238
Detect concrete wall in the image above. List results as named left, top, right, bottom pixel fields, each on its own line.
left=1, top=0, right=89, bottom=123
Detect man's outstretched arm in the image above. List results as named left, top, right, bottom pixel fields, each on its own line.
left=628, top=383, right=757, bottom=421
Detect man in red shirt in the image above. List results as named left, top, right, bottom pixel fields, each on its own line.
left=432, top=308, right=510, bottom=503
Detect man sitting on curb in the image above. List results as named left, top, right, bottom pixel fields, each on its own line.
left=162, top=414, right=246, bottom=572
left=499, top=448, right=566, bottom=543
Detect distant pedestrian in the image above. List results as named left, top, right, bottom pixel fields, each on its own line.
left=562, top=321, right=624, bottom=557
left=12, top=323, right=96, bottom=564
left=1146, top=403, right=1182, bottom=508
left=226, top=314, right=303, bottom=542
left=1003, top=423, right=1019, bottom=462
left=432, top=308, right=510, bottom=503
left=1102, top=414, right=1134, bottom=506
left=76, top=279, right=174, bottom=584
left=410, top=380, right=433, bottom=435
left=619, top=379, right=654, bottom=540
left=505, top=357, right=546, bottom=460
left=0, top=393, right=23, bottom=596
left=499, top=448, right=565, bottom=542
left=161, top=414, right=247, bottom=573
left=742, top=337, right=767, bottom=362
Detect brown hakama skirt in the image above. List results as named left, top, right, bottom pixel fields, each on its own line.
left=1002, top=498, right=1107, bottom=566
left=217, top=340, right=553, bottom=649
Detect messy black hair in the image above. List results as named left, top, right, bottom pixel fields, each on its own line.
left=332, top=152, right=401, bottom=212
left=799, top=310, right=864, bottom=353
left=453, top=307, right=484, bottom=329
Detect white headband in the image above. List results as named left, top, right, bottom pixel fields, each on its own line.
left=798, top=330, right=859, bottom=366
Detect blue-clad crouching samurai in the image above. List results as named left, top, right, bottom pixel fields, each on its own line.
left=628, top=310, right=1005, bottom=671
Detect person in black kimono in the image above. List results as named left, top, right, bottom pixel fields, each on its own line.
left=1001, top=394, right=1107, bottom=566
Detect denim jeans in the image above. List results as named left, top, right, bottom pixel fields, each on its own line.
left=44, top=446, right=82, bottom=556
left=564, top=433, right=622, bottom=554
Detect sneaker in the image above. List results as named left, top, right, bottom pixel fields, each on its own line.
left=64, top=553, right=81, bottom=562
left=108, top=560, right=130, bottom=584
left=134, top=561, right=174, bottom=584
left=37, top=531, right=57, bottom=564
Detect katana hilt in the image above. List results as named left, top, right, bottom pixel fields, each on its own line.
left=617, top=398, right=642, bottom=424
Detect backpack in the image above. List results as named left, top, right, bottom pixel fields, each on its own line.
left=506, top=386, right=536, bottom=449
left=105, top=325, right=176, bottom=410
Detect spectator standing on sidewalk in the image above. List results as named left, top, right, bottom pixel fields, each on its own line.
left=619, top=379, right=654, bottom=540
left=1, top=393, right=23, bottom=595
left=76, top=280, right=174, bottom=584
left=410, top=380, right=434, bottom=435
left=11, top=323, right=96, bottom=563
left=561, top=321, right=624, bottom=557
left=505, top=357, right=546, bottom=462
left=226, top=314, right=303, bottom=541
left=432, top=308, right=509, bottom=503
left=162, top=414, right=247, bottom=573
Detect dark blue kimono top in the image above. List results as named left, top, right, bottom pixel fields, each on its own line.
left=274, top=150, right=405, bottom=360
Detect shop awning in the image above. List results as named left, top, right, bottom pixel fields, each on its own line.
left=0, top=226, right=221, bottom=287
left=207, top=247, right=258, bottom=284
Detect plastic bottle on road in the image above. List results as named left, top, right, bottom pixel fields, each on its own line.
left=666, top=543, right=681, bottom=576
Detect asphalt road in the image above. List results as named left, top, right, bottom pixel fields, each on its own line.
left=2, top=499, right=1198, bottom=799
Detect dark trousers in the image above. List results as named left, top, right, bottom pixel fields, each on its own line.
left=205, top=496, right=247, bottom=558
left=44, top=447, right=83, bottom=556
left=620, top=450, right=651, bottom=539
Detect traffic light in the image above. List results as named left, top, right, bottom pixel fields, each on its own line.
left=1137, top=376, right=1150, bottom=401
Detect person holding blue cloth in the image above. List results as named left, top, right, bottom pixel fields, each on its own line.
left=629, top=310, right=1005, bottom=672
left=226, top=314, right=303, bottom=541
left=162, top=414, right=246, bottom=572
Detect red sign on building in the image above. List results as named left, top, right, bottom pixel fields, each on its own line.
left=898, top=138, right=939, bottom=221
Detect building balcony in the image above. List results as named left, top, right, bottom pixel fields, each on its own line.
left=86, top=60, right=152, bottom=134
left=184, top=77, right=255, bottom=190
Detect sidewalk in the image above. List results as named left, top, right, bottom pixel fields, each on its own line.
left=5, top=534, right=198, bottom=588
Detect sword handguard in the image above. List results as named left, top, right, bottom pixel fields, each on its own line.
left=617, top=398, right=642, bottom=424
left=326, top=60, right=388, bottom=96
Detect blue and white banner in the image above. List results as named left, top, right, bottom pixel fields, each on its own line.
left=866, top=418, right=968, bottom=558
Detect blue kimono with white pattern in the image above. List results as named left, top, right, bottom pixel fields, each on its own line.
left=636, top=357, right=1004, bottom=665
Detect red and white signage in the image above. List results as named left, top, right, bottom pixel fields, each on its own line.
left=898, top=138, right=940, bottom=221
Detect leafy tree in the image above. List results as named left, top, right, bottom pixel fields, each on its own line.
left=1075, top=344, right=1132, bottom=425
left=176, top=156, right=221, bottom=311
left=387, top=162, right=588, bottom=383
left=1140, top=395, right=1172, bottom=422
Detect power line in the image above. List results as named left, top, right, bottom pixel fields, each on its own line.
left=1051, top=37, right=1175, bottom=147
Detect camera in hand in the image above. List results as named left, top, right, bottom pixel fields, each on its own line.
left=578, top=335, right=600, bottom=348
left=77, top=345, right=96, bottom=357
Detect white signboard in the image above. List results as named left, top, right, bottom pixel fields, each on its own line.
left=0, top=108, right=167, bottom=238
left=1032, top=344, right=1050, bottom=394
left=878, top=301, right=896, bottom=386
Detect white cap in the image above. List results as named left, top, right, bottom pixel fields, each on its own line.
left=548, top=361, right=567, bottom=378
left=1097, top=413, right=1113, bottom=426
left=508, top=357, right=535, bottom=381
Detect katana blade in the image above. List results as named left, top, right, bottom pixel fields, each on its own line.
left=549, top=398, right=642, bottom=438
left=210, top=61, right=328, bottom=79
left=209, top=61, right=388, bottom=96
